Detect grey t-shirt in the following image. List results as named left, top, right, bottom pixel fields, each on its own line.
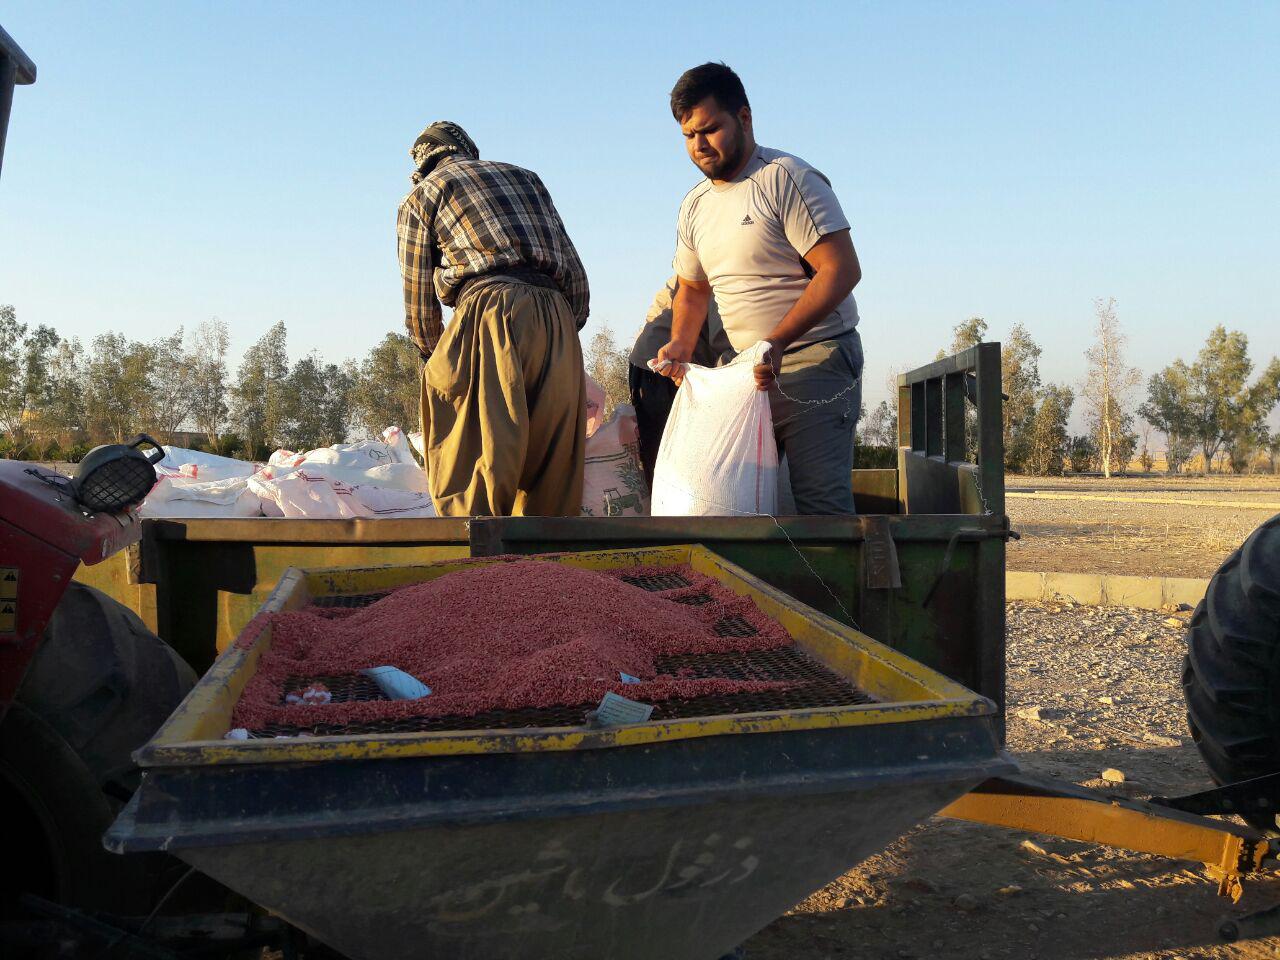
left=629, top=275, right=733, bottom=369
left=673, top=145, right=859, bottom=352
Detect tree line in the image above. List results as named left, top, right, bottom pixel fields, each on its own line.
left=858, top=299, right=1280, bottom=476
left=4, top=300, right=1278, bottom=474
left=0, top=305, right=420, bottom=461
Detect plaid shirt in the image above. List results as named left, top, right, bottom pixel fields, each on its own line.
left=396, top=157, right=590, bottom=357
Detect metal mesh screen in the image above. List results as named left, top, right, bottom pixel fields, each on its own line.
left=249, top=575, right=876, bottom=739
left=311, top=592, right=388, bottom=609
left=621, top=571, right=693, bottom=592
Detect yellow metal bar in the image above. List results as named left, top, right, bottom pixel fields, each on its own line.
left=140, top=698, right=988, bottom=767
left=940, top=776, right=1274, bottom=901
left=144, top=569, right=310, bottom=747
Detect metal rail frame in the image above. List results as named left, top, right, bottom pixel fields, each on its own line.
left=896, top=342, right=1007, bottom=729
left=896, top=342, right=1004, bottom=516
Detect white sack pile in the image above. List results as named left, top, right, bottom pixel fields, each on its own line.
left=141, top=426, right=436, bottom=519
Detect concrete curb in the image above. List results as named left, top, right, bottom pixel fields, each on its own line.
left=1007, top=571, right=1208, bottom=609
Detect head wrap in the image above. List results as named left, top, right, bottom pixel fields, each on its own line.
left=409, top=121, right=479, bottom=184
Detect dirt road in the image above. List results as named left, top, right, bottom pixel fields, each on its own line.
left=745, top=601, right=1280, bottom=960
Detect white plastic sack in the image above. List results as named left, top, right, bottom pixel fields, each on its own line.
left=140, top=475, right=264, bottom=518
left=249, top=469, right=366, bottom=519
left=270, top=461, right=428, bottom=494
left=350, top=482, right=437, bottom=518
left=581, top=404, right=648, bottom=517
left=269, top=438, right=402, bottom=470
left=248, top=468, right=436, bottom=520
left=267, top=439, right=428, bottom=493
left=380, top=426, right=414, bottom=464
left=157, top=446, right=258, bottom=482
left=650, top=341, right=778, bottom=517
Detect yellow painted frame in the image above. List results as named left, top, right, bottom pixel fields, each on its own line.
left=138, top=545, right=994, bottom=767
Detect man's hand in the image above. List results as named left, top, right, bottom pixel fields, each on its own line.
left=753, top=343, right=780, bottom=391
left=654, top=339, right=694, bottom=385
left=659, top=276, right=713, bottom=386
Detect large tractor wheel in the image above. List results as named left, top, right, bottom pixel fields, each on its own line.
left=1183, top=513, right=1280, bottom=832
left=0, top=582, right=196, bottom=916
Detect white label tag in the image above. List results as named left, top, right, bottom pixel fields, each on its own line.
left=594, top=691, right=654, bottom=726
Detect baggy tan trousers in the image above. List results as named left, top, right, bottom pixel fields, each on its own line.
left=421, top=279, right=586, bottom=517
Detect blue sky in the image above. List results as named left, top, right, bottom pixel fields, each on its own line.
left=2, top=1, right=1277, bottom=419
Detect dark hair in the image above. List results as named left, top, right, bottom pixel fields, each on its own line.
left=669, top=62, right=749, bottom=121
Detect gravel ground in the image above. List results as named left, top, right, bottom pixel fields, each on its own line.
left=1005, top=477, right=1280, bottom=578
left=745, top=601, right=1280, bottom=960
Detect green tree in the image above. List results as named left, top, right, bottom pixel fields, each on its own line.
left=146, top=328, right=193, bottom=443
left=1068, top=435, right=1098, bottom=474
left=1097, top=409, right=1138, bottom=475
left=585, top=325, right=630, bottom=419
left=859, top=399, right=897, bottom=447
left=1139, top=327, right=1280, bottom=473
left=82, top=333, right=156, bottom=443
left=0, top=304, right=61, bottom=454
left=1226, top=431, right=1260, bottom=474
left=279, top=353, right=353, bottom=451
left=1139, top=364, right=1196, bottom=473
left=1165, top=433, right=1195, bottom=474
left=1262, top=428, right=1280, bottom=475
left=939, top=317, right=988, bottom=359
left=1082, top=298, right=1141, bottom=478
left=349, top=333, right=421, bottom=437
left=1025, top=384, right=1073, bottom=475
left=40, top=338, right=86, bottom=441
left=188, top=319, right=231, bottom=452
left=231, top=321, right=289, bottom=453
left=1002, top=323, right=1043, bottom=472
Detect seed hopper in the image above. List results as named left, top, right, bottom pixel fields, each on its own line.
left=107, top=545, right=1012, bottom=960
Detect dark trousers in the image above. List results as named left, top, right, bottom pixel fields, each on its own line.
left=628, top=364, right=677, bottom=491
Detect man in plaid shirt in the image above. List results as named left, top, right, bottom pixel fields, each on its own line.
left=397, top=121, right=590, bottom=517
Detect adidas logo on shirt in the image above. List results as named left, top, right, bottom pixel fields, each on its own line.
left=740, top=214, right=755, bottom=225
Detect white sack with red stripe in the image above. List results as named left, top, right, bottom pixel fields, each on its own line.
left=157, top=446, right=259, bottom=481
left=650, top=340, right=778, bottom=517
left=247, top=467, right=437, bottom=519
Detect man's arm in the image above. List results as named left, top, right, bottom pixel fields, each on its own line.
left=396, top=199, right=442, bottom=359
left=754, top=229, right=861, bottom=389
left=533, top=173, right=591, bottom=327
left=655, top=277, right=712, bottom=383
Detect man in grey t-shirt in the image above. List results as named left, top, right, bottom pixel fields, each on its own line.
left=654, top=62, right=864, bottom=515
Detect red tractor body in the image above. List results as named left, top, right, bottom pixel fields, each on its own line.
left=0, top=460, right=143, bottom=714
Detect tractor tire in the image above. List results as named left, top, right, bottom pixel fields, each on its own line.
left=1, top=582, right=196, bottom=916
left=1183, top=513, right=1280, bottom=832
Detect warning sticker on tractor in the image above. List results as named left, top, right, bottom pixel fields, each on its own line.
left=0, top=600, right=15, bottom=634
left=0, top=567, right=16, bottom=600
